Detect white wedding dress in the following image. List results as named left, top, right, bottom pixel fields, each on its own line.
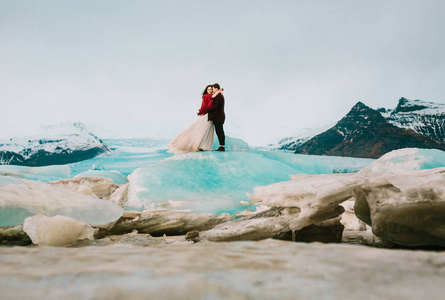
left=167, top=114, right=215, bottom=154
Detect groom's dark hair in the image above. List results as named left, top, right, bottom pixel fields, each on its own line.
left=212, top=83, right=220, bottom=89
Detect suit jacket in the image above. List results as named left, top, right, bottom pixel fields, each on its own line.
left=208, top=93, right=225, bottom=124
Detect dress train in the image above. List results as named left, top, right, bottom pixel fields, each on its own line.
left=167, top=114, right=215, bottom=154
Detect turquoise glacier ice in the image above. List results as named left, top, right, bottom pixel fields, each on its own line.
left=127, top=150, right=333, bottom=215
left=4, top=134, right=445, bottom=224
left=212, top=136, right=250, bottom=151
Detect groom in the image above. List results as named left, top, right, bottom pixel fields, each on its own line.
left=208, top=83, right=225, bottom=151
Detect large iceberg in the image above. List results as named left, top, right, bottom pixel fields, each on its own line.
left=127, top=150, right=332, bottom=215
left=0, top=178, right=123, bottom=227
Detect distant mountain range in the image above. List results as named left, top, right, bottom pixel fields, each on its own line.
left=277, top=98, right=445, bottom=158
left=0, top=123, right=109, bottom=166
left=380, top=98, right=445, bottom=142
left=275, top=124, right=335, bottom=151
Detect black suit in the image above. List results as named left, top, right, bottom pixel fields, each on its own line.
left=208, top=93, right=226, bottom=146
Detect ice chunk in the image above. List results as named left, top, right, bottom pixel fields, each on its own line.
left=0, top=165, right=70, bottom=182
left=192, top=173, right=363, bottom=242
left=23, top=215, right=94, bottom=246
left=127, top=150, right=332, bottom=215
left=354, top=168, right=445, bottom=247
left=250, top=173, right=362, bottom=210
left=50, top=177, right=119, bottom=199
left=49, top=177, right=128, bottom=208
left=97, top=210, right=232, bottom=238
left=74, top=169, right=128, bottom=185
left=200, top=207, right=304, bottom=242
left=0, top=178, right=123, bottom=227
left=360, top=148, right=445, bottom=174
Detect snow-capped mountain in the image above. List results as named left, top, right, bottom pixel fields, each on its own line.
left=274, top=124, right=335, bottom=150
left=276, top=97, right=445, bottom=156
left=0, top=123, right=110, bottom=166
left=293, top=102, right=445, bottom=158
left=379, top=97, right=445, bottom=142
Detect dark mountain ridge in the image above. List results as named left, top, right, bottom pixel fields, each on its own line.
left=294, top=102, right=445, bottom=158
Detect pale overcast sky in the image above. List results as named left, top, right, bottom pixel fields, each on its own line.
left=1, top=0, right=444, bottom=145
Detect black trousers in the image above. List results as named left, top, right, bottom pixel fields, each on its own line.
left=214, top=121, right=225, bottom=146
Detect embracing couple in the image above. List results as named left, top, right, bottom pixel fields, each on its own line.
left=167, top=83, right=226, bottom=154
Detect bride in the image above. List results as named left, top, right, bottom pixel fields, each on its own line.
left=167, top=85, right=223, bottom=154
